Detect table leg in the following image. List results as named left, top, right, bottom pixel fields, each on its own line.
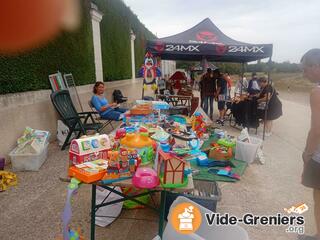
left=158, top=190, right=167, bottom=238
left=91, top=184, right=96, bottom=240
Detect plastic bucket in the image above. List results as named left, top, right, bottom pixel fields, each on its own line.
left=235, top=136, right=263, bottom=164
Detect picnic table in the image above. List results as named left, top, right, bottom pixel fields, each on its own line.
left=156, top=94, right=192, bottom=115
left=90, top=175, right=194, bottom=240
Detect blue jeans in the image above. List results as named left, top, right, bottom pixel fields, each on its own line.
left=101, top=107, right=126, bottom=121
left=202, top=96, right=214, bottom=117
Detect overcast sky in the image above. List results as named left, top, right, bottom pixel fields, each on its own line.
left=123, top=0, right=320, bottom=63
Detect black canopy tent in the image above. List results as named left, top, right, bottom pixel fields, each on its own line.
left=147, top=18, right=272, bottom=63
left=146, top=18, right=273, bottom=139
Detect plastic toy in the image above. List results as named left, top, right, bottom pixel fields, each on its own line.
left=207, top=160, right=235, bottom=168
left=68, top=159, right=108, bottom=183
left=132, top=167, right=160, bottom=189
left=117, top=131, right=154, bottom=149
left=208, top=166, right=240, bottom=180
left=156, top=150, right=187, bottom=188
left=138, top=51, right=161, bottom=94
left=217, top=138, right=236, bottom=148
left=167, top=115, right=187, bottom=125
left=68, top=229, right=81, bottom=240
left=122, top=187, right=151, bottom=209
left=188, top=138, right=200, bottom=150
left=196, top=153, right=209, bottom=166
left=0, top=171, right=17, bottom=192
left=101, top=149, right=138, bottom=184
left=135, top=100, right=170, bottom=110
left=160, top=142, right=171, bottom=152
left=191, top=112, right=206, bottom=138
left=62, top=178, right=85, bottom=240
left=170, top=130, right=197, bottom=141
left=128, top=149, right=141, bottom=171
left=151, top=130, right=170, bottom=142
left=209, top=143, right=233, bottom=160
left=69, top=134, right=110, bottom=165
left=120, top=132, right=155, bottom=165
left=130, top=104, right=153, bottom=115
left=124, top=126, right=138, bottom=133
left=115, top=128, right=126, bottom=140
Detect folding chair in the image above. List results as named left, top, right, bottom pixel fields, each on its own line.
left=88, top=100, right=114, bottom=132
left=50, top=90, right=102, bottom=150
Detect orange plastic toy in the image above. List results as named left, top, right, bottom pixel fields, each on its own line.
left=120, top=132, right=154, bottom=148
left=130, top=104, right=153, bottom=115
left=68, top=159, right=108, bottom=183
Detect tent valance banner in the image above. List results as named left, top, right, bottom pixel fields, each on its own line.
left=147, top=18, right=272, bottom=62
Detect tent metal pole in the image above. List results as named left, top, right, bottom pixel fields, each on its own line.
left=262, top=57, right=272, bottom=140
left=240, top=62, right=245, bottom=95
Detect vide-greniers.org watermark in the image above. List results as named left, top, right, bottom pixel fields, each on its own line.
left=205, top=213, right=305, bottom=234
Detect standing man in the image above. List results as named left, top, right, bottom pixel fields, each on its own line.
left=224, top=72, right=232, bottom=100
left=200, top=68, right=216, bottom=119
left=299, top=49, right=320, bottom=240
left=247, top=72, right=260, bottom=97
left=215, top=69, right=227, bottom=126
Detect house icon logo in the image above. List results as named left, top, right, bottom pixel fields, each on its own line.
left=170, top=202, right=202, bottom=234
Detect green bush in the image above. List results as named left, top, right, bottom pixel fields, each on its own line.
left=93, top=0, right=155, bottom=81
left=0, top=0, right=155, bottom=94
left=0, top=0, right=95, bottom=94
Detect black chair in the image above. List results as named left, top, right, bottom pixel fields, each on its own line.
left=50, top=90, right=102, bottom=150
left=112, top=89, right=128, bottom=104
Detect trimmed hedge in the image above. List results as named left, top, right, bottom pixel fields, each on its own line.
left=0, top=0, right=155, bottom=94
left=93, top=0, right=155, bottom=81
left=0, top=1, right=95, bottom=94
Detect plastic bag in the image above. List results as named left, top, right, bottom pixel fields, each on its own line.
left=57, top=120, right=75, bottom=146
left=238, top=128, right=250, bottom=142
left=95, top=186, right=123, bottom=227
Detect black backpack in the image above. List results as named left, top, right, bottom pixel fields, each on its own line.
left=112, top=89, right=127, bottom=103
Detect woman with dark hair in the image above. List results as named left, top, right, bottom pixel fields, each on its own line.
left=257, top=77, right=282, bottom=136
left=91, top=81, right=127, bottom=120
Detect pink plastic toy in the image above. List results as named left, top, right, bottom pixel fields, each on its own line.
left=132, top=167, right=159, bottom=189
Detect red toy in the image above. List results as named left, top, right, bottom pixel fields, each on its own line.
left=191, top=113, right=206, bottom=138
left=156, top=150, right=187, bottom=188
left=69, top=135, right=111, bottom=165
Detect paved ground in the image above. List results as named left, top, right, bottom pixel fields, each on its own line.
left=0, top=91, right=317, bottom=240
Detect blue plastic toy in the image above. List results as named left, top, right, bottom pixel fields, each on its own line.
left=196, top=153, right=208, bottom=166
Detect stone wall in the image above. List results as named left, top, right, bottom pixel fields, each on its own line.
left=0, top=78, right=153, bottom=160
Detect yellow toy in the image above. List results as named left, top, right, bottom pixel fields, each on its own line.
left=0, top=171, right=17, bottom=191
